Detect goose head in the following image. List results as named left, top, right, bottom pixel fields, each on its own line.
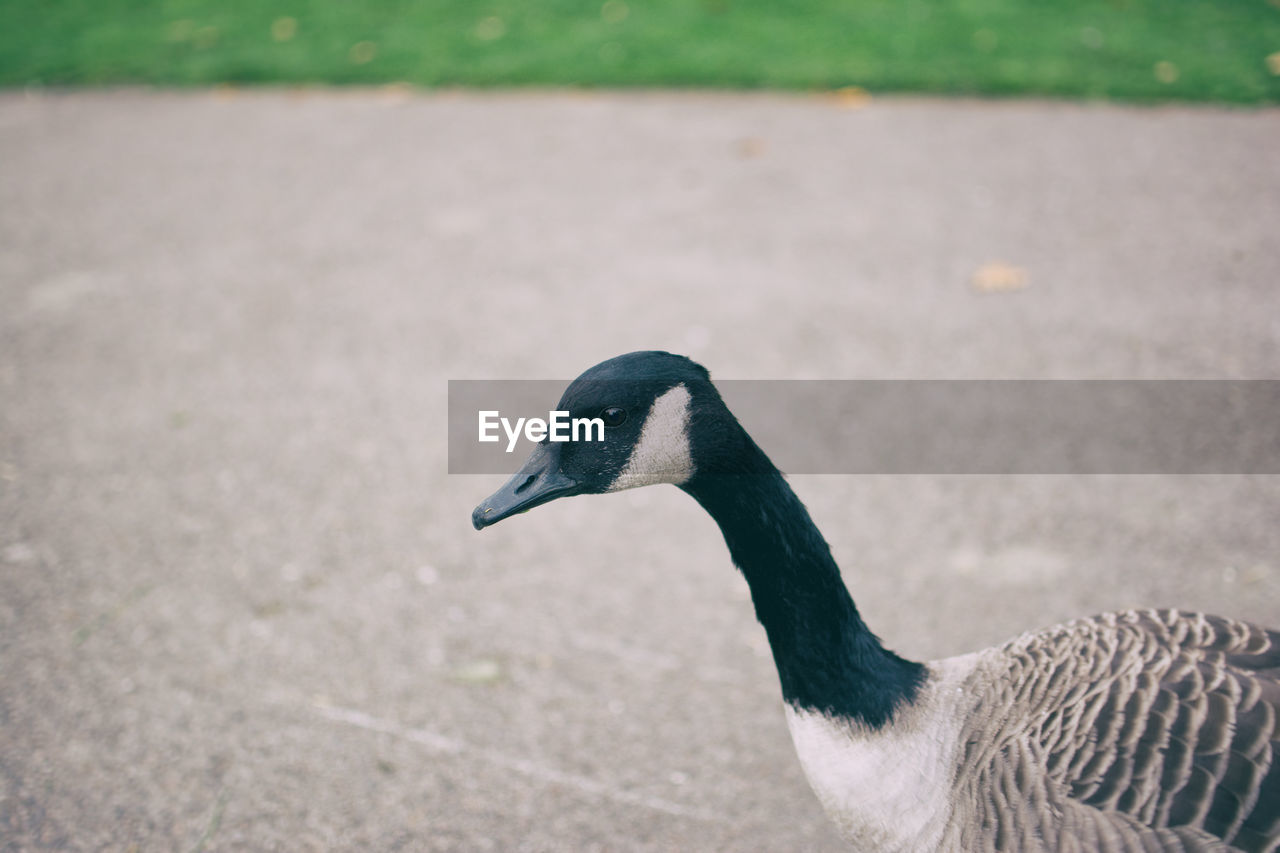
left=471, top=350, right=759, bottom=529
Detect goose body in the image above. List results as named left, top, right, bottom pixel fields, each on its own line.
left=792, top=611, right=1279, bottom=852
left=472, top=352, right=1279, bottom=852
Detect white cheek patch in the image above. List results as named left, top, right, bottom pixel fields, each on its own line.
left=607, top=384, right=694, bottom=491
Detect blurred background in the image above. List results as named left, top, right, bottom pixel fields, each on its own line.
left=3, top=0, right=1279, bottom=101
left=2, top=4, right=1279, bottom=852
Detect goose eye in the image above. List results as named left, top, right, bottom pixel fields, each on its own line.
left=601, top=407, right=627, bottom=427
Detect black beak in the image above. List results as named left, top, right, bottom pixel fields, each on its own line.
left=471, top=442, right=582, bottom=530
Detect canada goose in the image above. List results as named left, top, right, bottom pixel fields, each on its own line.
left=471, top=351, right=1279, bottom=852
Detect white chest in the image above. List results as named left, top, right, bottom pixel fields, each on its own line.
left=783, top=660, right=978, bottom=852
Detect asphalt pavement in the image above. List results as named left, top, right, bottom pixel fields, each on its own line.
left=1, top=89, right=1278, bottom=851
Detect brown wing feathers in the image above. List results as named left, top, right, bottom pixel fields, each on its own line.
left=1031, top=611, right=1280, bottom=852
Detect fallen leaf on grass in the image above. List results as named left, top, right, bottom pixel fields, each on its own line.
left=349, top=41, right=377, bottom=64
left=1154, top=61, right=1179, bottom=84
left=271, top=17, right=297, bottom=42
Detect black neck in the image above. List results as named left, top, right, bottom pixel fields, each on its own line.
left=681, top=448, right=925, bottom=727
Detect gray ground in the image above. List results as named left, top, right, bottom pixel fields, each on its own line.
left=1, top=89, right=1277, bottom=851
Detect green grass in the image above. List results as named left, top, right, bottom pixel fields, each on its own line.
left=2, top=0, right=1279, bottom=102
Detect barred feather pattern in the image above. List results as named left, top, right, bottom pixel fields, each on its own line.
left=949, top=610, right=1280, bottom=852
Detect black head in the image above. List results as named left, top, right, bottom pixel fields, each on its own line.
left=471, top=351, right=758, bottom=530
